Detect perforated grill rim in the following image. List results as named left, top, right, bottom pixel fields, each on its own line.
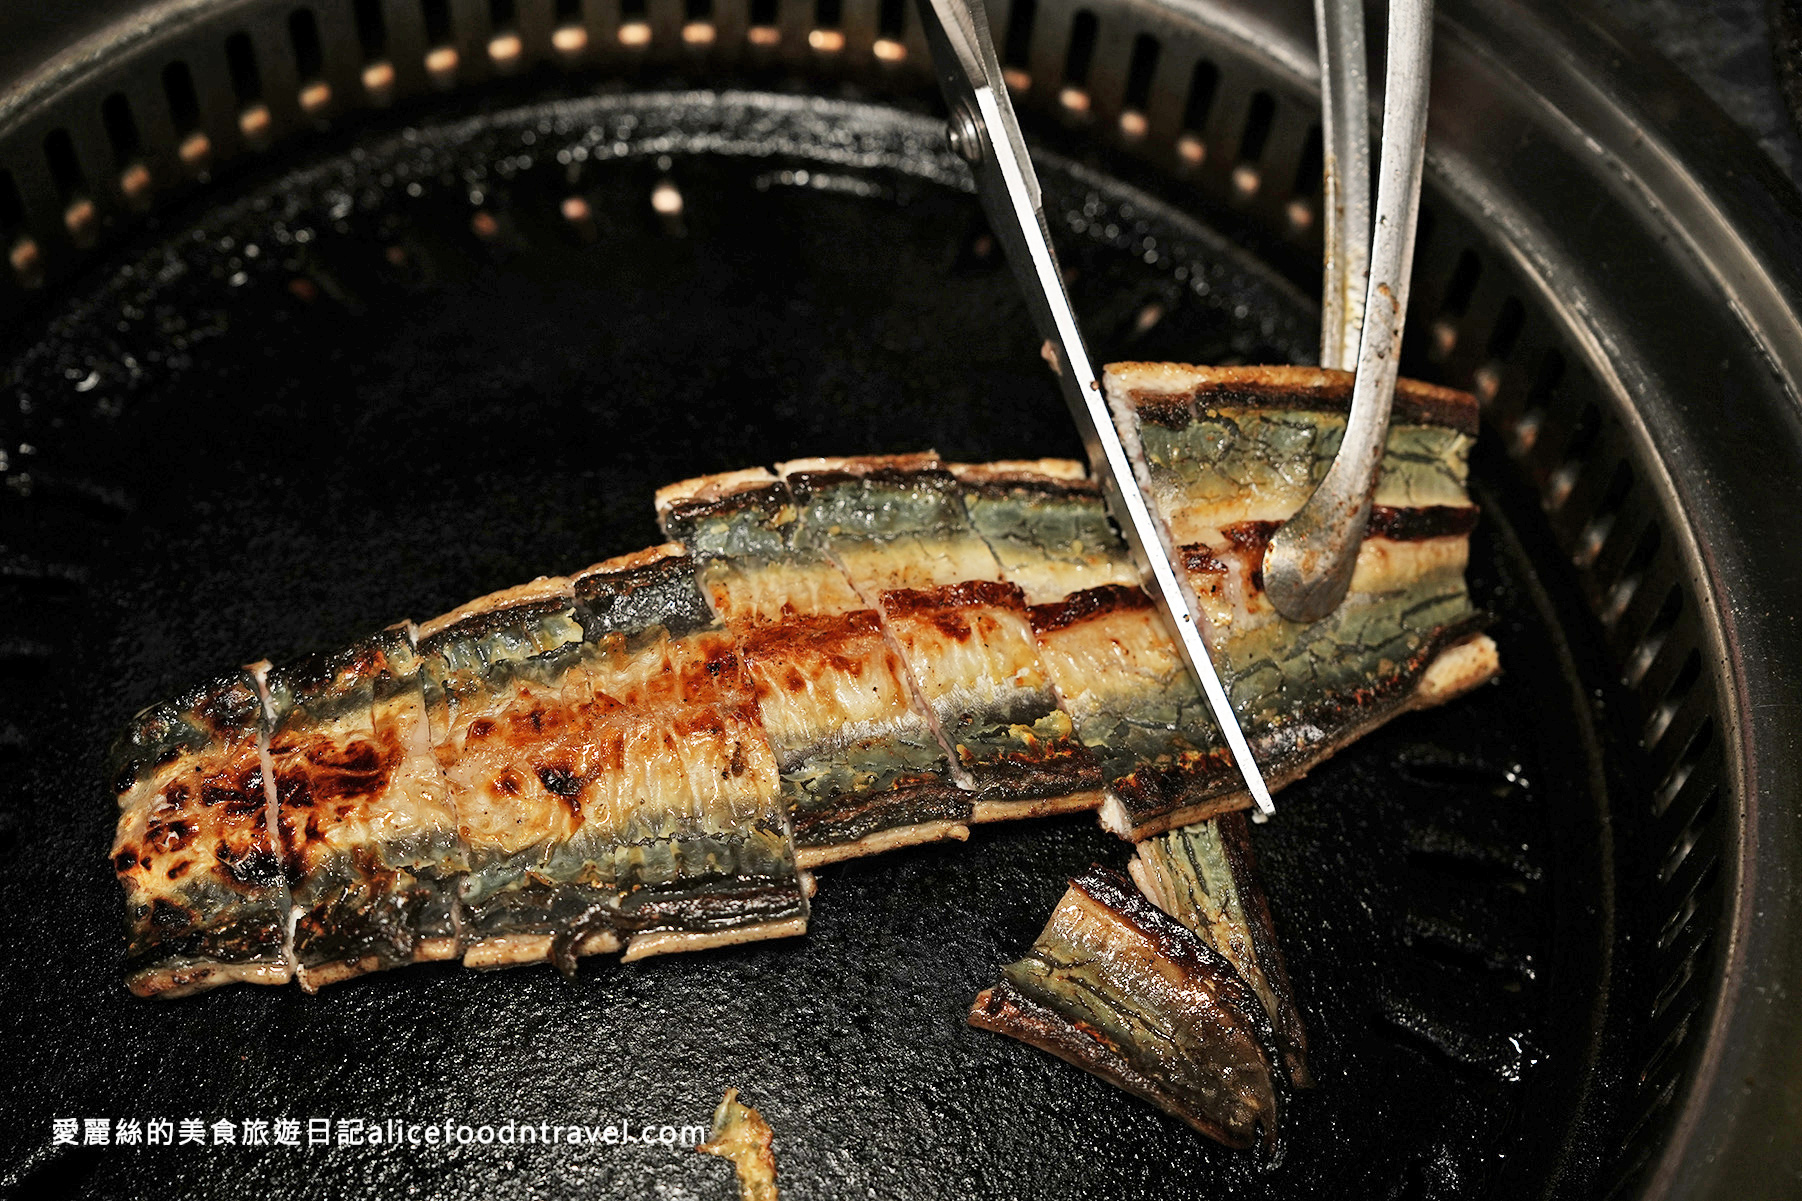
left=0, top=1, right=1748, bottom=1195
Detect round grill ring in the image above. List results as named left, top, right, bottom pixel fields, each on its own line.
left=0, top=2, right=1798, bottom=1199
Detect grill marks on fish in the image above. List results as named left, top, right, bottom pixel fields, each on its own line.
left=111, top=365, right=1496, bottom=997
left=420, top=549, right=810, bottom=975
left=419, top=579, right=602, bottom=970
left=774, top=456, right=1101, bottom=818
left=571, top=550, right=808, bottom=965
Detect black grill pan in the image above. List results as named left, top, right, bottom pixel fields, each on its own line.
left=1, top=0, right=1800, bottom=1196
left=1, top=92, right=1629, bottom=1200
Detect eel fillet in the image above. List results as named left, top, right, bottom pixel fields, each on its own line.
left=110, top=364, right=1496, bottom=996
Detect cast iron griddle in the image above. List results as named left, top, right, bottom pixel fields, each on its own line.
left=0, top=91, right=1627, bottom=1199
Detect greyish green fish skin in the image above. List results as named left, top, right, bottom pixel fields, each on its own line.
left=1134, top=812, right=1313, bottom=1088
left=571, top=557, right=805, bottom=937
left=786, top=466, right=969, bottom=543
left=662, top=473, right=972, bottom=850
left=1224, top=580, right=1480, bottom=727
left=969, top=865, right=1284, bottom=1151
left=786, top=464, right=1098, bottom=803
left=961, top=487, right=1123, bottom=588
left=956, top=482, right=1221, bottom=793
left=1139, top=411, right=1473, bottom=514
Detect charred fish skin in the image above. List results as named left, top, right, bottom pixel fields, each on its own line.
left=259, top=631, right=462, bottom=992
left=570, top=547, right=808, bottom=962
left=1132, top=813, right=1312, bottom=1088
left=969, top=865, right=1283, bottom=1151
left=109, top=670, right=291, bottom=998
left=778, top=456, right=1100, bottom=813
left=657, top=470, right=971, bottom=861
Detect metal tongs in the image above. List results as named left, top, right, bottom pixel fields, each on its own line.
left=1263, top=0, right=1435, bottom=621
left=914, top=0, right=1277, bottom=816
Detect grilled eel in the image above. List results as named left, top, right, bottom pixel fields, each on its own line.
left=109, top=365, right=1496, bottom=998
left=971, top=863, right=1285, bottom=1151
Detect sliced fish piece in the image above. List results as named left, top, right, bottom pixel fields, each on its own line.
left=776, top=455, right=1100, bottom=820
left=1131, top=813, right=1312, bottom=1087
left=1104, top=362, right=1477, bottom=541
left=969, top=865, right=1282, bottom=1150
left=1101, top=365, right=1497, bottom=838
left=1028, top=582, right=1243, bottom=824
left=368, top=627, right=464, bottom=961
left=571, top=546, right=809, bottom=964
left=109, top=670, right=291, bottom=997
left=417, top=576, right=602, bottom=971
left=415, top=556, right=811, bottom=975
left=260, top=629, right=461, bottom=991
left=658, top=469, right=969, bottom=866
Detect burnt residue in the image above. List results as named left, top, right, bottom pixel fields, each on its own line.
left=1365, top=505, right=1482, bottom=541
left=1028, top=583, right=1155, bottom=634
